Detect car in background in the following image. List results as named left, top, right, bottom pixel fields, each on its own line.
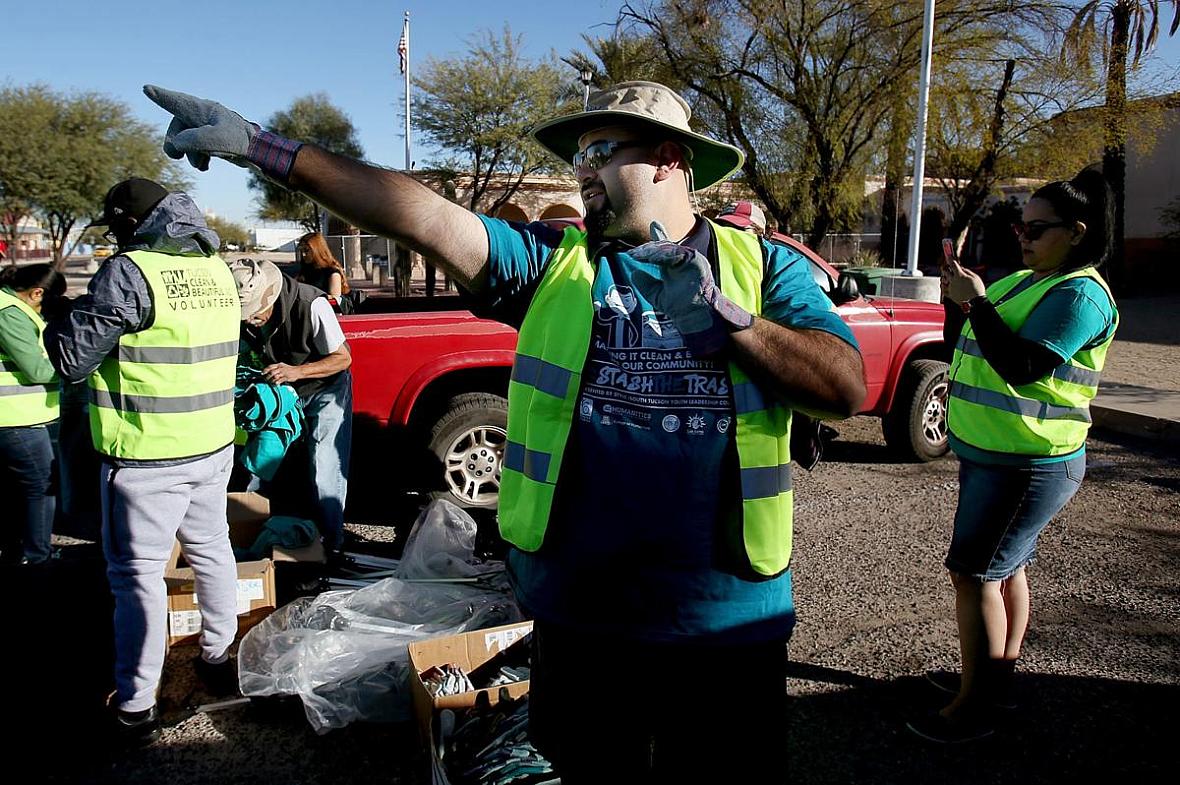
left=767, top=231, right=950, bottom=461
left=92, top=246, right=113, bottom=259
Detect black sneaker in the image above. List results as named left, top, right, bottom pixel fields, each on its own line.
left=112, top=705, right=161, bottom=748
left=925, top=670, right=1018, bottom=710
left=193, top=655, right=240, bottom=697
left=906, top=709, right=995, bottom=744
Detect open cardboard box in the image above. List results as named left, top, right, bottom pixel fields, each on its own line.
left=408, top=620, right=534, bottom=784
left=164, top=492, right=324, bottom=646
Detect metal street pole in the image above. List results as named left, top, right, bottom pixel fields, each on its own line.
left=403, top=11, right=412, bottom=171
left=905, top=0, right=936, bottom=277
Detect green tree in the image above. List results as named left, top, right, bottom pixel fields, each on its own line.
left=414, top=27, right=575, bottom=215
left=0, top=84, right=188, bottom=269
left=249, top=94, right=363, bottom=232
left=621, top=1, right=1059, bottom=247
left=924, top=20, right=1106, bottom=253
left=205, top=214, right=250, bottom=250
left=562, top=33, right=673, bottom=94
left=1066, top=0, right=1180, bottom=289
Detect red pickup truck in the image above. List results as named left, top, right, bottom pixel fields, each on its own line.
left=342, top=237, right=948, bottom=512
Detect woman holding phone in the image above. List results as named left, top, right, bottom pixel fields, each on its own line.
left=908, top=169, right=1119, bottom=743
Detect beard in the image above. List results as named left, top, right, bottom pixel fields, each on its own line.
left=584, top=196, right=617, bottom=248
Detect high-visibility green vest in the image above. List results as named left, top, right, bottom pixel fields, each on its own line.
left=0, top=289, right=59, bottom=427
left=498, top=222, right=795, bottom=576
left=947, top=267, right=1117, bottom=456
left=89, top=250, right=240, bottom=460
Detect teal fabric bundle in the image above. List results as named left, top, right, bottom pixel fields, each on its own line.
left=235, top=366, right=303, bottom=481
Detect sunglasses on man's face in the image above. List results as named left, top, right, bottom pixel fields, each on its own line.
left=572, top=140, right=647, bottom=173
left=1012, top=221, right=1071, bottom=241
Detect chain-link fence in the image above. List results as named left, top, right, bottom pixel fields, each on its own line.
left=322, top=234, right=453, bottom=296
left=322, top=234, right=396, bottom=274
left=793, top=233, right=883, bottom=265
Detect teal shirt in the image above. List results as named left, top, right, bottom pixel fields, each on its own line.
left=478, top=216, right=856, bottom=643
left=0, top=288, right=56, bottom=385
left=951, top=273, right=1118, bottom=466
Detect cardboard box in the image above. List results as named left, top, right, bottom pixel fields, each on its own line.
left=164, top=492, right=323, bottom=646
left=224, top=492, right=327, bottom=565
left=407, top=621, right=534, bottom=750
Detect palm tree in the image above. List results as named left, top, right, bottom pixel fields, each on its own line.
left=1066, top=1, right=1180, bottom=290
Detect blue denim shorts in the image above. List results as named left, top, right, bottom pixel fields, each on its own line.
left=945, top=453, right=1085, bottom=581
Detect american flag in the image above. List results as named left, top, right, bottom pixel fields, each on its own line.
left=397, top=21, right=408, bottom=75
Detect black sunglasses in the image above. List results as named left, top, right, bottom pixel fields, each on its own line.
left=1012, top=221, right=1071, bottom=241
left=572, top=140, right=647, bottom=173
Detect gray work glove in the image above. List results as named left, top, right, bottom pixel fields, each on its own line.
left=629, top=221, right=754, bottom=357
left=142, top=85, right=302, bottom=183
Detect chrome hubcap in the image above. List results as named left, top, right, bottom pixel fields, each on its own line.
left=443, top=426, right=506, bottom=507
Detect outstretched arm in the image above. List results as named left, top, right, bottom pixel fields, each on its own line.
left=143, top=86, right=490, bottom=291
left=288, top=146, right=489, bottom=291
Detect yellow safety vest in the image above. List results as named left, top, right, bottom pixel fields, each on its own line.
left=89, top=250, right=240, bottom=459
left=947, top=267, right=1117, bottom=456
left=498, top=222, right=796, bottom=577
left=0, top=289, right=59, bottom=427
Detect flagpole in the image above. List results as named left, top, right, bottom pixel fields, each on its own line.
left=403, top=11, right=411, bottom=170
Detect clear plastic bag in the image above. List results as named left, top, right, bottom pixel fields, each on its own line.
left=237, top=500, right=520, bottom=733
left=394, top=498, right=485, bottom=580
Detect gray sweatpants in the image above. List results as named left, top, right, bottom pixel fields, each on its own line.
left=101, top=445, right=238, bottom=712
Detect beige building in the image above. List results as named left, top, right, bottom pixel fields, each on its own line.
left=1125, top=96, right=1180, bottom=275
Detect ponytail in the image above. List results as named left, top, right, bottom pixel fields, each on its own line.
left=1030, top=167, right=1114, bottom=272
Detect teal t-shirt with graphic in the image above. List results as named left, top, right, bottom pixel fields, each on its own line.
left=478, top=215, right=856, bottom=644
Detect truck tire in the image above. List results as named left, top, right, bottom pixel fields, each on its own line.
left=427, top=393, right=509, bottom=509
left=883, top=359, right=950, bottom=462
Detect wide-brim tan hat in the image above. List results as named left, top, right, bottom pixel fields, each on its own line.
left=531, top=81, right=745, bottom=191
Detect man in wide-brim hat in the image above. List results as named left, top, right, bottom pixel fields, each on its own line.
left=146, top=79, right=866, bottom=780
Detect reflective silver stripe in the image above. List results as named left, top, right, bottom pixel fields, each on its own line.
left=117, top=340, right=238, bottom=364
left=90, top=387, right=233, bottom=414
left=741, top=464, right=792, bottom=500
left=1051, top=363, right=1101, bottom=388
left=512, top=354, right=573, bottom=399
left=504, top=441, right=553, bottom=483
left=956, top=336, right=980, bottom=357
left=950, top=381, right=1091, bottom=423
left=733, top=382, right=768, bottom=414
left=957, top=338, right=1100, bottom=388
left=0, top=383, right=55, bottom=396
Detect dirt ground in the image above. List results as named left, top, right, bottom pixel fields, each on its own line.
left=7, top=295, right=1177, bottom=785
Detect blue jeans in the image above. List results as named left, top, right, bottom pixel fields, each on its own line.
left=946, top=453, right=1085, bottom=580
left=0, top=423, right=57, bottom=563
left=301, top=372, right=352, bottom=550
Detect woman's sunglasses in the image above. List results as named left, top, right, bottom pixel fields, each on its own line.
left=572, top=140, right=647, bottom=173
left=1012, top=221, right=1071, bottom=241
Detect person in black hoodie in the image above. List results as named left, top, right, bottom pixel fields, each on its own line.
left=229, top=258, right=352, bottom=556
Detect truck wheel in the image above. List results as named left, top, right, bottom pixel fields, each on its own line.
left=428, top=393, right=509, bottom=509
left=883, top=359, right=950, bottom=462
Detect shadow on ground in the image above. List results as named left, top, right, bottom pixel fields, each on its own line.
left=784, top=663, right=1175, bottom=784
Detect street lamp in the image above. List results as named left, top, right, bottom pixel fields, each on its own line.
left=579, top=68, right=594, bottom=110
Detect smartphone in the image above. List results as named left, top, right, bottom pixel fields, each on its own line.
left=941, top=238, right=955, bottom=267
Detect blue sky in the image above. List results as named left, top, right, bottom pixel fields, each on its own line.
left=6, top=1, right=1179, bottom=226
left=6, top=1, right=623, bottom=224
